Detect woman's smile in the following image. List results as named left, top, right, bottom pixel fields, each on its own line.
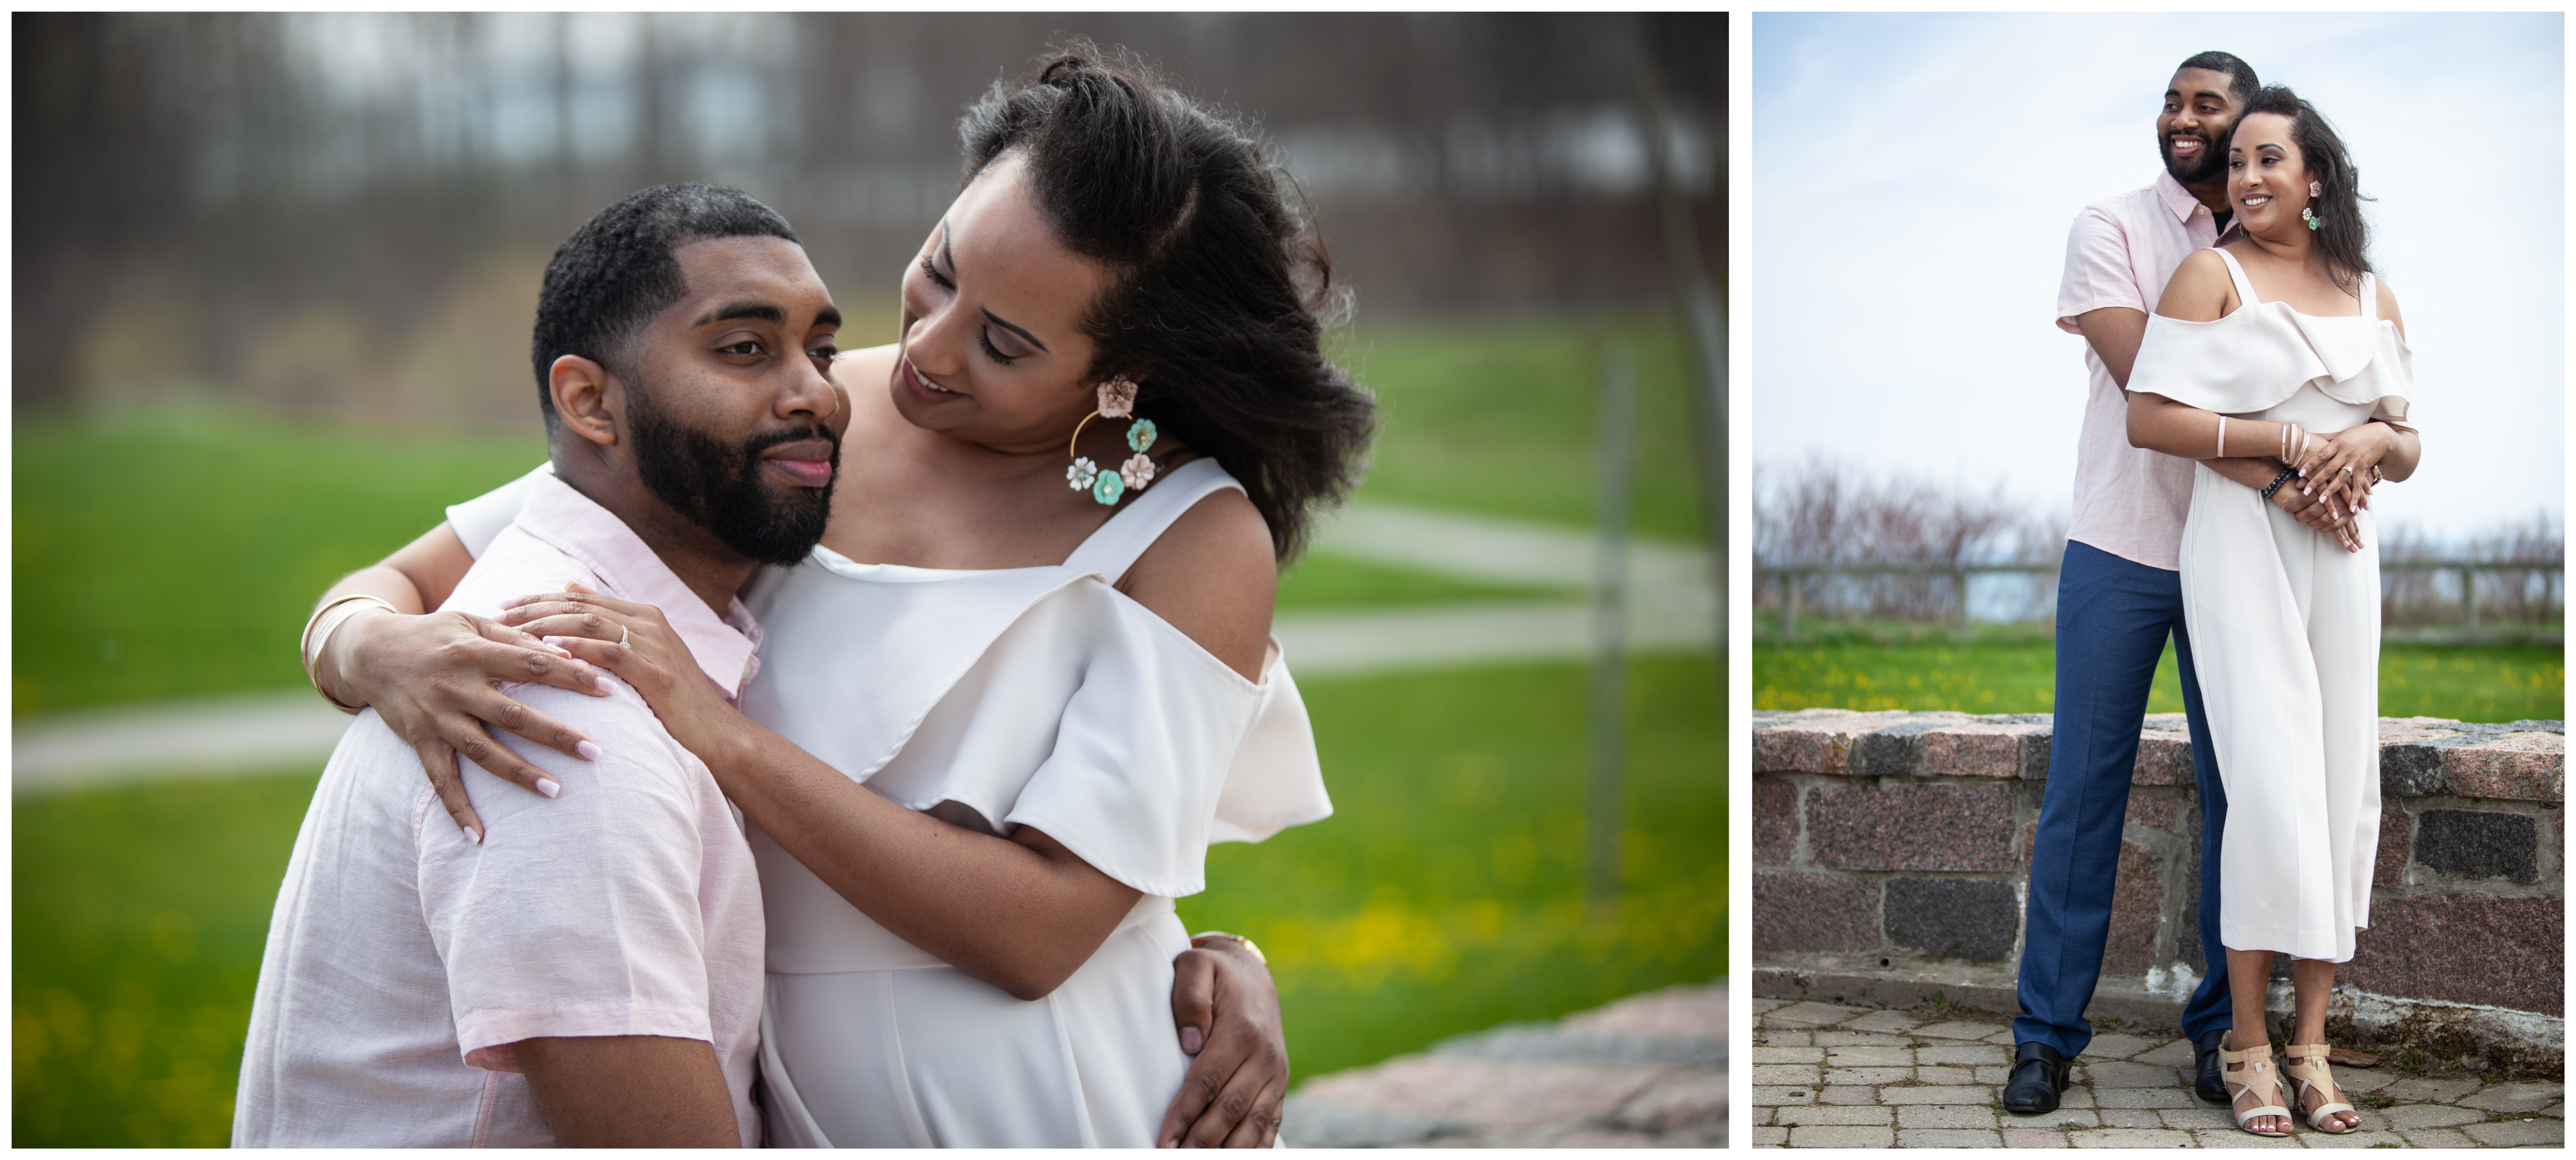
left=900, top=354, right=962, bottom=402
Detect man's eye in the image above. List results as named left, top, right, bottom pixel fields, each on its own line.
left=724, top=341, right=761, bottom=356
left=809, top=344, right=839, bottom=361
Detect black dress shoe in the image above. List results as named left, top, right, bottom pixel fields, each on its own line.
left=2194, top=1029, right=2231, bottom=1103
left=2002, top=1041, right=2072, bottom=1115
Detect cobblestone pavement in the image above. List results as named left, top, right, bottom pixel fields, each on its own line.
left=1751, top=997, right=2564, bottom=1148
left=1281, top=981, right=1723, bottom=1147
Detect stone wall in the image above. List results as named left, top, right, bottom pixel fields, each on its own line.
left=1752, top=708, right=2564, bottom=1074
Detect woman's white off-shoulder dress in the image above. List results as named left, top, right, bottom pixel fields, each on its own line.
left=2127, top=247, right=2413, bottom=965
left=444, top=456, right=1332, bottom=1146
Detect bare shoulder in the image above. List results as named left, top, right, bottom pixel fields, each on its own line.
left=2154, top=249, right=2235, bottom=321
left=1120, top=486, right=1278, bottom=681
left=2374, top=274, right=2405, bottom=338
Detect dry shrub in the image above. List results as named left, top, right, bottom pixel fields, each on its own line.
left=1753, top=456, right=2062, bottom=623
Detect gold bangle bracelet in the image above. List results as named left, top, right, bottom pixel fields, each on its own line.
left=302, top=595, right=401, bottom=714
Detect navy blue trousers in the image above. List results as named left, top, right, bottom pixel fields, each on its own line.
left=2014, top=539, right=2233, bottom=1058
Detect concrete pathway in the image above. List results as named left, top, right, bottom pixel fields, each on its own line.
left=1751, top=997, right=2564, bottom=1148
left=1283, top=981, right=1724, bottom=1147
left=14, top=503, right=1717, bottom=795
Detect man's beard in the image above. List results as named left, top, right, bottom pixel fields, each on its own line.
left=2160, top=126, right=2227, bottom=185
left=624, top=368, right=839, bottom=567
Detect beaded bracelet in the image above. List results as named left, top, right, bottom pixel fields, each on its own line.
left=2261, top=467, right=2297, bottom=501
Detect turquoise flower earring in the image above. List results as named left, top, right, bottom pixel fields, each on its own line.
left=1065, top=376, right=1159, bottom=506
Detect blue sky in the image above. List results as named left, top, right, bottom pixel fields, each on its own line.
left=1751, top=12, right=2564, bottom=544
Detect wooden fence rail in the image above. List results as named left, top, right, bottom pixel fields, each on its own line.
left=1755, top=558, right=2564, bottom=640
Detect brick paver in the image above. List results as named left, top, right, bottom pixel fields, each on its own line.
left=1753, top=1000, right=2562, bottom=1148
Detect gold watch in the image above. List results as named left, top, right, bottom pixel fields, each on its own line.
left=1190, top=931, right=1267, bottom=966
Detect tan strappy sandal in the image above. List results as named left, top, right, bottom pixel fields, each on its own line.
left=2221, top=1041, right=2293, bottom=1137
left=2282, top=1043, right=2360, bottom=1133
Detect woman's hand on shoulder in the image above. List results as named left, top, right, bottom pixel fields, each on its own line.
left=498, top=583, right=749, bottom=767
left=2152, top=249, right=2236, bottom=322
left=1120, top=487, right=1277, bottom=682
left=331, top=606, right=615, bottom=842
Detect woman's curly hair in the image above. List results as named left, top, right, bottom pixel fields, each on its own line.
left=958, top=39, right=1376, bottom=561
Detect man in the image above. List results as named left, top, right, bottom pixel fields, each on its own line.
left=2006, top=52, right=2358, bottom=1116
left=243, top=182, right=1289, bottom=1147
left=235, top=184, right=840, bottom=1146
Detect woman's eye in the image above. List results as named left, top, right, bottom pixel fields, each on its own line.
left=920, top=255, right=954, bottom=291
left=977, top=329, right=1020, bottom=366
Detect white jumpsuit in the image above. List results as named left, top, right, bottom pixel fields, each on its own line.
left=2129, top=246, right=2414, bottom=964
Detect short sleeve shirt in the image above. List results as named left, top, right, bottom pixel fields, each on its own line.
left=2056, top=171, right=2238, bottom=571
left=232, top=474, right=766, bottom=1147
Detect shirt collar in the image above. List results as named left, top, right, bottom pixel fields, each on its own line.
left=2153, top=169, right=2217, bottom=226
left=512, top=472, right=765, bottom=700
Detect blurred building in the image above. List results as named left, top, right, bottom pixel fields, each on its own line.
left=15, top=12, right=1722, bottom=425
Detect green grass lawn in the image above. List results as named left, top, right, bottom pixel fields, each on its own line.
left=1757, top=629, right=2564, bottom=723
left=13, top=407, right=547, bottom=715
left=12, top=657, right=1720, bottom=1147
left=1336, top=314, right=1710, bottom=542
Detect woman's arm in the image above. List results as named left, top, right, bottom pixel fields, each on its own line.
left=500, top=593, right=1141, bottom=999
left=311, top=522, right=614, bottom=841
left=501, top=493, right=1283, bottom=1001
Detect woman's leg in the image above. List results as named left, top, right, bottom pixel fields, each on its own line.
left=2223, top=947, right=2289, bottom=1134
left=2290, top=959, right=2361, bottom=1132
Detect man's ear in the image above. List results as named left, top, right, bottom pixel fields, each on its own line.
left=549, top=355, right=619, bottom=448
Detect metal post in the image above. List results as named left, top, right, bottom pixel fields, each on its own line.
left=1782, top=571, right=1800, bottom=640
left=1955, top=570, right=1973, bottom=630
left=1626, top=15, right=1724, bottom=716
left=2461, top=565, right=2479, bottom=638
left=1586, top=343, right=1635, bottom=905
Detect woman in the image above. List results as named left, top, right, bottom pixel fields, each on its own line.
left=2124, top=87, right=2418, bottom=1138
left=306, top=43, right=1371, bottom=1147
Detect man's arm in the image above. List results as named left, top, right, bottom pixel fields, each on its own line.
left=2074, top=306, right=2150, bottom=389
left=517, top=1035, right=739, bottom=1147
left=2078, top=305, right=2286, bottom=492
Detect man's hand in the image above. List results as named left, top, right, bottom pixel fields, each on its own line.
left=1160, top=938, right=1287, bottom=1147
left=2266, top=463, right=2365, bottom=552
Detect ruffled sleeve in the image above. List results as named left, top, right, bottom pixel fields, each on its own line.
left=2129, top=308, right=2413, bottom=418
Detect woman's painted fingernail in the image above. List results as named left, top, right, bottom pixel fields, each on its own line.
left=576, top=741, right=603, bottom=762
left=535, top=776, right=562, bottom=799
left=499, top=596, right=523, bottom=610
left=465, top=825, right=484, bottom=844
left=594, top=677, right=614, bottom=695
left=1180, top=1026, right=1204, bottom=1054
left=542, top=635, right=564, bottom=647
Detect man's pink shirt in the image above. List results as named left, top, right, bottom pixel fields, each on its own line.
left=233, top=473, right=766, bottom=1147
left=2056, top=170, right=2240, bottom=571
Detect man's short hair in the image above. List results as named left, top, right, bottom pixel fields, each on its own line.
left=530, top=183, right=799, bottom=427
left=2174, top=51, right=2260, bottom=110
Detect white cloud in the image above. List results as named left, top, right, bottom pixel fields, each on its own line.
left=1751, top=12, right=2564, bottom=544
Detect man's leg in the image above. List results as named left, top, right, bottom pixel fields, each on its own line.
left=2013, top=541, right=2179, bottom=1059
left=2173, top=621, right=2235, bottom=1043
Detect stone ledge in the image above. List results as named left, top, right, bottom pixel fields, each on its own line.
left=1753, top=709, right=2565, bottom=801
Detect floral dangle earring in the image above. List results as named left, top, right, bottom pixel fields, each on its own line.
left=2301, top=181, right=2321, bottom=231
left=1065, top=376, right=1160, bottom=506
